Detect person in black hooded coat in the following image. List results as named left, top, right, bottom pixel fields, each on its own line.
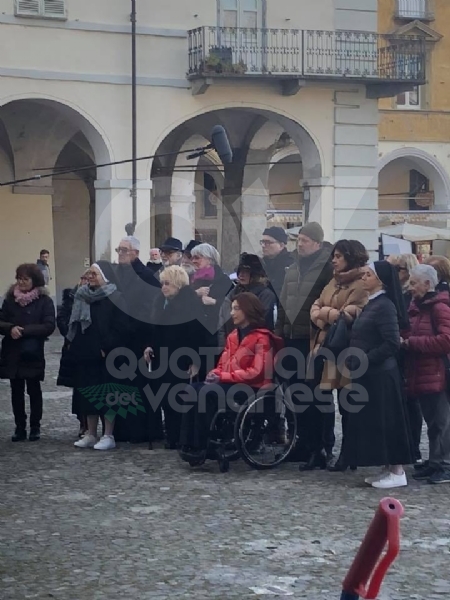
left=57, top=260, right=128, bottom=451
left=144, top=266, right=208, bottom=449
left=343, top=261, right=412, bottom=490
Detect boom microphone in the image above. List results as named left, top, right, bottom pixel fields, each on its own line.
left=211, top=125, right=233, bottom=165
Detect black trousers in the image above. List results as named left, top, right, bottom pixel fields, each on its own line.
left=415, top=392, right=450, bottom=467
left=10, top=378, right=43, bottom=430
left=407, top=395, right=423, bottom=461
left=306, top=389, right=349, bottom=455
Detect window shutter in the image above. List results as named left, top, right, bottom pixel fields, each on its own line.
left=15, top=0, right=40, bottom=15
left=43, top=0, right=66, bottom=18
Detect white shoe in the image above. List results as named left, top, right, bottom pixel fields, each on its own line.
left=365, top=468, right=389, bottom=485
left=74, top=434, right=97, bottom=448
left=94, top=435, right=116, bottom=451
left=371, top=471, right=407, bottom=489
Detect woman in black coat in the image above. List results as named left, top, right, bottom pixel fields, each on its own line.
left=343, top=261, right=411, bottom=489
left=144, top=265, right=207, bottom=449
left=57, top=261, right=128, bottom=451
left=0, top=263, right=55, bottom=442
left=57, top=271, right=89, bottom=437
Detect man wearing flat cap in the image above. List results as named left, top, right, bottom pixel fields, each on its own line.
left=260, top=226, right=294, bottom=299
left=275, top=221, right=333, bottom=375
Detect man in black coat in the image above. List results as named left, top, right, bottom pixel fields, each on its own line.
left=260, top=227, right=294, bottom=301
left=114, top=236, right=162, bottom=443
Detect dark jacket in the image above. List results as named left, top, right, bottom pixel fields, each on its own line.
left=151, top=286, right=207, bottom=380
left=192, top=265, right=234, bottom=346
left=275, top=247, right=333, bottom=340
left=57, top=290, right=128, bottom=388
left=349, top=293, right=400, bottom=367
left=57, top=287, right=76, bottom=339
left=218, top=282, right=276, bottom=349
left=404, top=292, right=450, bottom=396
left=37, top=259, right=51, bottom=285
left=262, top=249, right=294, bottom=299
left=115, top=258, right=160, bottom=354
left=0, top=287, right=55, bottom=380
left=146, top=262, right=162, bottom=276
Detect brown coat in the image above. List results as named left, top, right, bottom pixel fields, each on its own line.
left=310, top=269, right=368, bottom=389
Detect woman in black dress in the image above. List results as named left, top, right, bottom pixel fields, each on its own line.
left=344, top=261, right=411, bottom=489
left=58, top=261, right=128, bottom=451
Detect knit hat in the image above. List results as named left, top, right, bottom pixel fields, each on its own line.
left=95, top=260, right=118, bottom=286
left=237, top=253, right=265, bottom=278
left=299, top=222, right=324, bottom=244
left=262, top=226, right=288, bottom=245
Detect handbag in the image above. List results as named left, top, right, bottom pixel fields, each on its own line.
left=20, top=338, right=42, bottom=362
left=321, top=313, right=351, bottom=359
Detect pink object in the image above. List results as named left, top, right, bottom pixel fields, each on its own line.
left=193, top=266, right=215, bottom=282
left=13, top=286, right=40, bottom=307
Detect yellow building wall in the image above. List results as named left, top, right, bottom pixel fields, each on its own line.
left=0, top=189, right=56, bottom=299
left=378, top=0, right=450, bottom=142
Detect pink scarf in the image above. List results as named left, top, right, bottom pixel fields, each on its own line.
left=193, top=266, right=215, bottom=283
left=13, top=286, right=40, bottom=307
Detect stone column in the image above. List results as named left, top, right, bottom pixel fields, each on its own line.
left=170, top=194, right=196, bottom=245
left=94, top=179, right=152, bottom=262
left=240, top=188, right=269, bottom=255
left=333, top=88, right=379, bottom=258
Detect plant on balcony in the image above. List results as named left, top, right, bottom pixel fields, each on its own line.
left=202, top=49, right=247, bottom=75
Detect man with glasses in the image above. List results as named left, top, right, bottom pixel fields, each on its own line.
left=260, top=227, right=294, bottom=300
left=114, top=236, right=161, bottom=444
left=159, top=237, right=183, bottom=271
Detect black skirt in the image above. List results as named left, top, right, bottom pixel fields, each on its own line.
left=344, top=361, right=412, bottom=467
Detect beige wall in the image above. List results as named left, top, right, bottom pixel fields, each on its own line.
left=268, top=155, right=303, bottom=210
left=0, top=188, right=55, bottom=299
left=53, top=177, right=91, bottom=300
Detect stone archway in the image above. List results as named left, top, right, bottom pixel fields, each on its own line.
left=0, top=98, right=112, bottom=299
left=150, top=106, right=322, bottom=269
left=378, top=147, right=450, bottom=210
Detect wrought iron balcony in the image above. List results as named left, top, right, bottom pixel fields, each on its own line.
left=187, top=27, right=426, bottom=96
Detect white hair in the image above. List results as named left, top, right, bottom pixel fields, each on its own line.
left=410, top=264, right=439, bottom=290
left=191, top=243, right=220, bottom=265
left=121, top=236, right=140, bottom=251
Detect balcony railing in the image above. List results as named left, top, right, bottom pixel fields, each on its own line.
left=188, top=27, right=426, bottom=84
left=395, top=0, right=434, bottom=21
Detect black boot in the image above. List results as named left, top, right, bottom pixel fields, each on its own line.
left=12, top=428, right=27, bottom=442
left=29, top=427, right=41, bottom=442
left=299, top=450, right=327, bottom=471
left=328, top=452, right=357, bottom=472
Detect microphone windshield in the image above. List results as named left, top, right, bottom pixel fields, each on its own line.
left=211, top=125, right=233, bottom=164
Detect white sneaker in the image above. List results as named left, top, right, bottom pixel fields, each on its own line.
left=365, top=468, right=389, bottom=485
left=74, top=434, right=97, bottom=448
left=371, top=471, right=407, bottom=489
left=94, top=435, right=116, bottom=451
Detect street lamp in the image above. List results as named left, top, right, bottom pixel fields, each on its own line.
left=130, top=0, right=137, bottom=231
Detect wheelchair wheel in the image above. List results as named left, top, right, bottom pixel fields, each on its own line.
left=235, top=387, right=297, bottom=470
left=208, top=409, right=240, bottom=464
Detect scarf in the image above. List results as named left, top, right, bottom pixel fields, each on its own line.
left=66, top=283, right=117, bottom=342
left=192, top=266, right=215, bottom=283
left=13, top=286, right=40, bottom=307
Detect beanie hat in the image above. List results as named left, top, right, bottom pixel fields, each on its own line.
left=299, top=222, right=324, bottom=244
left=262, top=226, right=288, bottom=245
left=237, top=253, right=265, bottom=278
left=184, top=240, right=201, bottom=254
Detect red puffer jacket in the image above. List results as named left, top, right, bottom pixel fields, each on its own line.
left=404, top=292, right=450, bottom=396
left=212, top=328, right=284, bottom=388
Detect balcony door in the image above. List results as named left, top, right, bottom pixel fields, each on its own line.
left=218, top=0, right=264, bottom=73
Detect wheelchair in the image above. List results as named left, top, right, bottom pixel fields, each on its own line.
left=180, top=379, right=297, bottom=472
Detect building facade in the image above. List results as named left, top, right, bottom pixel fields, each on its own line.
left=378, top=0, right=449, bottom=233
left=0, top=0, right=424, bottom=298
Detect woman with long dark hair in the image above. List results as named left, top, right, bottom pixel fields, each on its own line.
left=0, top=264, right=55, bottom=441
left=344, top=261, right=412, bottom=489
left=179, top=292, right=282, bottom=459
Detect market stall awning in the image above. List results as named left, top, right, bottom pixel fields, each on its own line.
left=379, top=223, right=450, bottom=242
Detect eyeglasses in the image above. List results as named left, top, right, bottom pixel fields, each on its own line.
left=260, top=240, right=277, bottom=246
left=160, top=281, right=172, bottom=287
left=115, top=247, right=131, bottom=255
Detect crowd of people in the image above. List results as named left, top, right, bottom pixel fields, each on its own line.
left=1, top=223, right=450, bottom=489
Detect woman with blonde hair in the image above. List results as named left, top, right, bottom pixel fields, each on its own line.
left=425, top=255, right=450, bottom=299
left=144, top=266, right=207, bottom=449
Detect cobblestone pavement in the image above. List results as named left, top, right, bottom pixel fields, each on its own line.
left=1, top=336, right=450, bottom=600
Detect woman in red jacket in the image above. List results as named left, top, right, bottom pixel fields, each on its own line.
left=179, top=292, right=282, bottom=456
left=403, top=264, right=450, bottom=484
